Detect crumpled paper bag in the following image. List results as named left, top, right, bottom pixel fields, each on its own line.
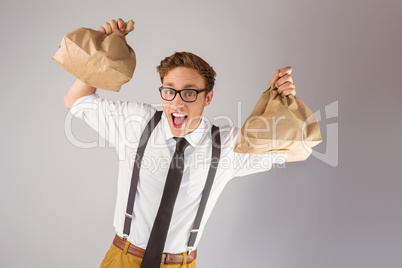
left=53, top=20, right=136, bottom=91
left=234, top=83, right=322, bottom=156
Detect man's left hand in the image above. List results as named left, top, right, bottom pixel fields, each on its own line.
left=268, top=66, right=296, bottom=96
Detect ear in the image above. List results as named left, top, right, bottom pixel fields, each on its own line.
left=204, top=91, right=213, bottom=107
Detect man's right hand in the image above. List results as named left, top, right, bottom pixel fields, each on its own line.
left=98, top=18, right=127, bottom=43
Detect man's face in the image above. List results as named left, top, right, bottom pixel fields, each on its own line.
left=161, top=67, right=213, bottom=137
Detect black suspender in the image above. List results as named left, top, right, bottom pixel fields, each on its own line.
left=187, top=124, right=221, bottom=254
left=122, top=110, right=222, bottom=253
left=123, top=111, right=163, bottom=237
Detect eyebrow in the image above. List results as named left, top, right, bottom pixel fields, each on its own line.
left=164, top=82, right=199, bottom=89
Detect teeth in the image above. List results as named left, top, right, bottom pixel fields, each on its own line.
left=172, top=113, right=186, bottom=117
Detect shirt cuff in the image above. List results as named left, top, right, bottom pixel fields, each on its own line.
left=69, top=93, right=100, bottom=119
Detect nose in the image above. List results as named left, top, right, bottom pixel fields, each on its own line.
left=171, top=92, right=185, bottom=107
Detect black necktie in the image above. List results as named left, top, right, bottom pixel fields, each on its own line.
left=140, top=137, right=190, bottom=268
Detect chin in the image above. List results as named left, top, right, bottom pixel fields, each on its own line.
left=170, top=127, right=187, bottom=137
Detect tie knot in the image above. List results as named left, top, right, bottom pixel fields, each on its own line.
left=174, top=137, right=189, bottom=153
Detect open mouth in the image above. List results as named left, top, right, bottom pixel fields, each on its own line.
left=171, top=112, right=188, bottom=128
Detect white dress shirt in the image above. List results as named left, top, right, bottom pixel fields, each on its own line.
left=70, top=93, right=286, bottom=254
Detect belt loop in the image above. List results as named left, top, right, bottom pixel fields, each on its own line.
left=123, top=240, right=130, bottom=255
left=182, top=251, right=187, bottom=265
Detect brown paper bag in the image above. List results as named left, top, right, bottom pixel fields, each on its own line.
left=234, top=83, right=322, bottom=156
left=52, top=20, right=136, bottom=91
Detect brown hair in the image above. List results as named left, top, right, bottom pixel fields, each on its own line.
left=157, top=52, right=216, bottom=94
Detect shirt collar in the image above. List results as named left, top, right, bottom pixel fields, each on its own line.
left=161, top=111, right=211, bottom=148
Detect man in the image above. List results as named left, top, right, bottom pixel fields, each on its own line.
left=64, top=18, right=301, bottom=268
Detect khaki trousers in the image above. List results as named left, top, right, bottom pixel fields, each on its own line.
left=100, top=242, right=197, bottom=268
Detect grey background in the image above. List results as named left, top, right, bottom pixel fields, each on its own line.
left=1, top=0, right=401, bottom=267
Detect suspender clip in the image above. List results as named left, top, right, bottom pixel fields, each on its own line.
left=187, top=246, right=196, bottom=255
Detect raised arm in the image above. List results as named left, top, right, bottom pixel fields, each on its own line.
left=63, top=79, right=96, bottom=110
left=63, top=18, right=127, bottom=110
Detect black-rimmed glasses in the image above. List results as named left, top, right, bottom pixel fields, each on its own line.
left=159, top=87, right=207, bottom=103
